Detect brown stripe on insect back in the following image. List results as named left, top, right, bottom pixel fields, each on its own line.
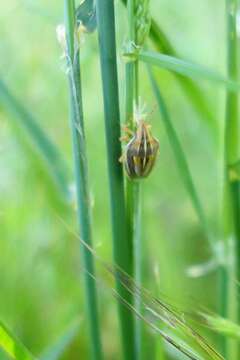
left=141, top=125, right=159, bottom=177
left=137, top=124, right=152, bottom=156
left=124, top=136, right=138, bottom=178
left=132, top=125, right=148, bottom=176
left=122, top=120, right=159, bottom=179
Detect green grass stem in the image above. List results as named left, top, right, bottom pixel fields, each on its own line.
left=95, top=1, right=135, bottom=359
left=221, top=0, right=239, bottom=358
left=125, top=1, right=146, bottom=357
left=64, top=1, right=103, bottom=359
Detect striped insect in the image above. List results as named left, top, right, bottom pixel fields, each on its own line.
left=120, top=119, right=159, bottom=179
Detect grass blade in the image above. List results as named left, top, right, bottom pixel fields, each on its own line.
left=139, top=50, right=240, bottom=91
left=149, top=19, right=175, bottom=54
left=125, top=0, right=145, bottom=358
left=95, top=1, right=135, bottom=359
left=64, top=1, right=103, bottom=359
left=221, top=0, right=240, bottom=358
left=58, top=216, right=224, bottom=360
left=203, top=314, right=240, bottom=341
left=0, top=320, right=35, bottom=360
left=0, top=79, right=70, bottom=202
left=148, top=68, right=213, bottom=251
left=40, top=320, right=80, bottom=360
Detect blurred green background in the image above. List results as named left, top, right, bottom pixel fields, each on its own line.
left=0, top=0, right=228, bottom=358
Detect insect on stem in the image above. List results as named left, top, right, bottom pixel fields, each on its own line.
left=120, top=119, right=159, bottom=179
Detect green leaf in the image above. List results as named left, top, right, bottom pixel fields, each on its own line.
left=76, top=0, right=97, bottom=33
left=204, top=314, right=240, bottom=341
left=148, top=68, right=214, bottom=250
left=0, top=79, right=70, bottom=202
left=149, top=18, right=175, bottom=55
left=140, top=50, right=240, bottom=91
left=40, top=320, right=80, bottom=360
left=0, top=320, right=35, bottom=360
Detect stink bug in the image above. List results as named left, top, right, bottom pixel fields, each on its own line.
left=120, top=119, right=159, bottom=179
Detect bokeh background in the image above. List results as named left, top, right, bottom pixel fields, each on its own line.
left=0, top=0, right=228, bottom=358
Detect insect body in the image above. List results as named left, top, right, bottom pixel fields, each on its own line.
left=121, top=120, right=159, bottom=179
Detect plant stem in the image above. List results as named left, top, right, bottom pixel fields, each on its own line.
left=125, top=1, right=142, bottom=358
left=95, top=1, right=135, bottom=359
left=222, top=0, right=239, bottom=358
left=64, top=1, right=103, bottom=359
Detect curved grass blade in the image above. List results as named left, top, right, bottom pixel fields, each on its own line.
left=57, top=215, right=224, bottom=360
left=147, top=68, right=214, bottom=251
left=203, top=314, right=240, bottom=341
left=0, top=320, right=35, bottom=360
left=40, top=320, right=80, bottom=360
left=139, top=50, right=240, bottom=91
left=149, top=19, right=175, bottom=55
left=0, top=79, right=70, bottom=202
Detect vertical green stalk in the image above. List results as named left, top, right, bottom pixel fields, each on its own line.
left=64, top=1, right=103, bottom=359
left=125, top=1, right=142, bottom=358
left=222, top=0, right=239, bottom=358
left=95, top=1, right=135, bottom=359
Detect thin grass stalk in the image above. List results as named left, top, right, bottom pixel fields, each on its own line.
left=125, top=65, right=143, bottom=360
left=153, top=263, right=166, bottom=360
left=222, top=0, right=239, bottom=358
left=133, top=184, right=143, bottom=359
left=95, top=1, right=135, bottom=359
left=125, top=0, right=142, bottom=358
left=64, top=1, right=103, bottom=359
